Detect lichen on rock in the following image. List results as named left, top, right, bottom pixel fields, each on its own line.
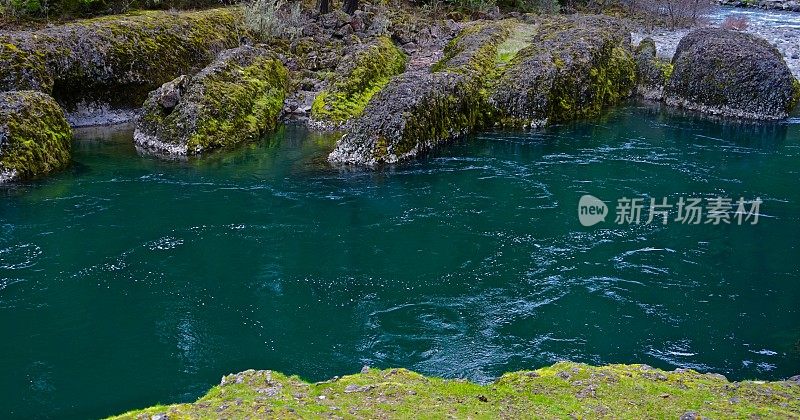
left=134, top=45, right=288, bottom=157
left=665, top=28, right=799, bottom=120
left=310, top=36, right=407, bottom=125
left=490, top=15, right=637, bottom=127
left=0, top=91, right=72, bottom=183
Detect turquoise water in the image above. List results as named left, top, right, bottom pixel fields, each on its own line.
left=1, top=103, right=799, bottom=418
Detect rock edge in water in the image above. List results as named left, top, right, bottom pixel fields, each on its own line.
left=108, top=362, right=800, bottom=419
left=0, top=91, right=72, bottom=183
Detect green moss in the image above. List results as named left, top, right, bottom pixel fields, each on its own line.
left=495, top=23, right=536, bottom=65
left=789, top=78, right=800, bottom=113
left=548, top=45, right=636, bottom=123
left=0, top=91, right=72, bottom=181
left=185, top=57, right=288, bottom=153
left=432, top=21, right=511, bottom=81
left=109, top=362, right=800, bottom=419
left=1, top=7, right=243, bottom=100
left=311, top=37, right=407, bottom=124
left=0, top=41, right=52, bottom=92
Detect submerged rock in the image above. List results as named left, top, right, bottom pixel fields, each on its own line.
left=0, top=8, right=242, bottom=124
left=0, top=91, right=72, bottom=183
left=310, top=36, right=407, bottom=126
left=665, top=28, right=800, bottom=120
left=490, top=15, right=636, bottom=127
left=328, top=22, right=508, bottom=165
left=634, top=38, right=673, bottom=101
left=134, top=46, right=288, bottom=157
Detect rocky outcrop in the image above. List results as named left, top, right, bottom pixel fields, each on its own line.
left=634, top=38, right=673, bottom=100
left=328, top=22, right=509, bottom=165
left=134, top=46, right=288, bottom=157
left=490, top=15, right=636, bottom=127
left=0, top=8, right=242, bottom=124
left=0, top=91, right=72, bottom=183
left=665, top=28, right=800, bottom=120
left=310, top=36, right=407, bottom=126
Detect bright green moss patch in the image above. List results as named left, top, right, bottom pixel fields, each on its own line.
left=109, top=362, right=800, bottom=419
left=495, top=22, right=536, bottom=65
left=187, top=57, right=288, bottom=153
left=0, top=91, right=72, bottom=182
left=135, top=46, right=288, bottom=156
left=311, top=37, right=407, bottom=124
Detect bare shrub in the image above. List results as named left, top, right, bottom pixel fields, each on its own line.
left=721, top=15, right=749, bottom=31
left=244, top=0, right=305, bottom=40
left=627, top=0, right=712, bottom=29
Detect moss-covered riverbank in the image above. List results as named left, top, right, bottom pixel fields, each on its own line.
left=110, top=362, right=800, bottom=419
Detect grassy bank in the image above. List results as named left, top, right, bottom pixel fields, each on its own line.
left=110, top=362, right=800, bottom=419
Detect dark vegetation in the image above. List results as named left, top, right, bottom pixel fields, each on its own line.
left=1, top=0, right=708, bottom=28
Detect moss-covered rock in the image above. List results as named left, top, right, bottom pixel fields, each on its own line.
left=431, top=20, right=511, bottom=80
left=310, top=37, right=407, bottom=125
left=0, top=42, right=52, bottom=92
left=109, top=362, right=800, bottom=419
left=490, top=15, right=637, bottom=127
left=134, top=45, right=288, bottom=157
left=665, top=28, right=799, bottom=120
left=0, top=8, right=242, bottom=112
left=634, top=37, right=673, bottom=100
left=328, top=22, right=509, bottom=165
left=0, top=91, right=72, bottom=183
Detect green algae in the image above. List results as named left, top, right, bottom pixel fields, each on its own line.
left=311, top=37, right=407, bottom=124
left=0, top=91, right=72, bottom=181
left=108, top=362, right=800, bottom=419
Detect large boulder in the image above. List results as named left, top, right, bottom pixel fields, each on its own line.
left=665, top=28, right=800, bottom=120
left=328, top=22, right=508, bottom=165
left=134, top=46, right=288, bottom=157
left=0, top=91, right=72, bottom=183
left=0, top=8, right=242, bottom=124
left=490, top=15, right=636, bottom=127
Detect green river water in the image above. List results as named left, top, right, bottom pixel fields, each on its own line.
left=1, top=102, right=799, bottom=418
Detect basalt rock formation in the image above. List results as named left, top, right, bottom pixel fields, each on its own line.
left=489, top=15, right=636, bottom=127
left=0, top=91, right=72, bottom=183
left=134, top=46, right=288, bottom=157
left=328, top=22, right=509, bottom=165
left=664, top=28, right=800, bottom=120
left=0, top=8, right=242, bottom=124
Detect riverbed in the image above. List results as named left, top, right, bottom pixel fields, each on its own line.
left=1, top=102, right=799, bottom=418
